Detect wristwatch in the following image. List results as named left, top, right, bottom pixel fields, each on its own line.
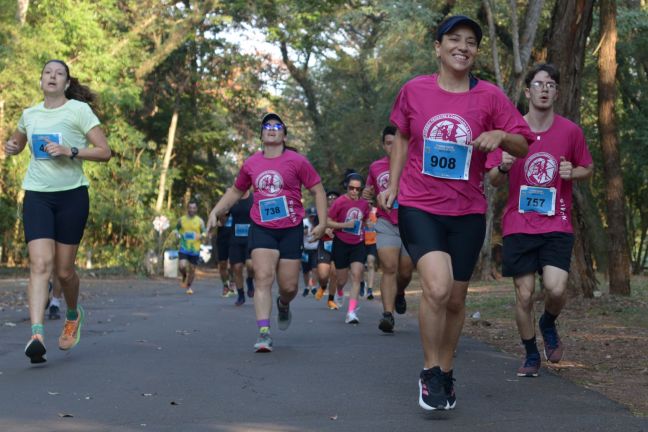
left=497, top=164, right=510, bottom=174
left=70, top=147, right=79, bottom=160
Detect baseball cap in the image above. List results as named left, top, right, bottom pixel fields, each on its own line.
left=306, top=207, right=317, bottom=216
left=436, top=15, right=483, bottom=46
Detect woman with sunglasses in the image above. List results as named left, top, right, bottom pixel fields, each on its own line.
left=327, top=171, right=371, bottom=324
left=381, top=15, right=533, bottom=411
left=208, top=113, right=327, bottom=352
left=314, top=190, right=341, bottom=310
left=4, top=59, right=111, bottom=364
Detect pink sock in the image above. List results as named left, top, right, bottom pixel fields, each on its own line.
left=348, top=299, right=358, bottom=313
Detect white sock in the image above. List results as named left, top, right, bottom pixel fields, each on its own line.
left=50, top=297, right=62, bottom=308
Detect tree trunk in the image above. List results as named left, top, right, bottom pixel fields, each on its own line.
left=598, top=0, right=631, bottom=296
left=155, top=109, right=178, bottom=213
left=16, top=0, right=29, bottom=25
left=546, top=0, right=599, bottom=298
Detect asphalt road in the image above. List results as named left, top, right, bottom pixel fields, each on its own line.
left=0, top=276, right=646, bottom=432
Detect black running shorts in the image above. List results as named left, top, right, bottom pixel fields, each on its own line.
left=248, top=222, right=303, bottom=260
left=178, top=252, right=199, bottom=265
left=316, top=239, right=333, bottom=265
left=23, top=186, right=89, bottom=245
left=502, top=232, right=574, bottom=277
left=216, top=228, right=231, bottom=262
left=301, top=249, right=318, bottom=273
left=228, top=236, right=250, bottom=265
left=332, top=237, right=367, bottom=269
left=398, top=205, right=486, bottom=282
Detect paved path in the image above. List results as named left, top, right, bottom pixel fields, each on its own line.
left=0, top=277, right=646, bottom=432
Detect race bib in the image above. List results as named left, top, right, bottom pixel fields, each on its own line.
left=183, top=232, right=196, bottom=240
left=234, top=224, right=250, bottom=237
left=323, top=240, right=333, bottom=253
left=342, top=219, right=362, bottom=235
left=224, top=215, right=233, bottom=227
left=259, top=196, right=289, bottom=222
left=392, top=198, right=399, bottom=209
left=518, top=186, right=557, bottom=216
left=31, top=133, right=62, bottom=160
left=302, top=251, right=309, bottom=263
left=422, top=139, right=472, bottom=181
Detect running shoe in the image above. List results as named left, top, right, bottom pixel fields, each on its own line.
left=276, top=297, right=292, bottom=331
left=48, top=304, right=61, bottom=320
left=247, top=286, right=255, bottom=298
left=378, top=312, right=394, bottom=333
left=221, top=286, right=230, bottom=297
left=254, top=332, right=273, bottom=353
left=418, top=367, right=449, bottom=411
left=235, top=295, right=245, bottom=306
left=359, top=281, right=366, bottom=297
left=25, top=334, right=47, bottom=364
left=366, top=288, right=374, bottom=300
left=315, top=288, right=325, bottom=301
left=540, top=323, right=564, bottom=363
left=186, top=287, right=194, bottom=295
left=345, top=311, right=359, bottom=324
left=443, top=371, right=457, bottom=410
left=327, top=300, right=339, bottom=310
left=310, top=286, right=317, bottom=295
left=181, top=282, right=189, bottom=289
left=517, top=352, right=541, bottom=377
left=302, top=287, right=309, bottom=297
left=246, top=279, right=255, bottom=298
left=225, top=290, right=236, bottom=298
left=58, top=306, right=84, bottom=351
left=395, top=294, right=407, bottom=314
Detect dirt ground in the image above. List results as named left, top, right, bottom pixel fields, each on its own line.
left=460, top=277, right=648, bottom=417
left=2, top=270, right=647, bottom=417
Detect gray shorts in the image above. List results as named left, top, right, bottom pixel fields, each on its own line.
left=375, top=217, right=409, bottom=257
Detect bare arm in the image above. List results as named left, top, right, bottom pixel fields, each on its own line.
left=327, top=217, right=355, bottom=230
left=472, top=130, right=529, bottom=158
left=4, top=131, right=28, bottom=156
left=560, top=157, right=593, bottom=181
left=488, top=151, right=515, bottom=187
left=207, top=187, right=245, bottom=231
left=379, top=129, right=408, bottom=210
left=308, top=182, right=328, bottom=241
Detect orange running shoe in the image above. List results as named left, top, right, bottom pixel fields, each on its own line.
left=327, top=300, right=339, bottom=310
left=58, top=306, right=85, bottom=351
left=315, top=288, right=325, bottom=301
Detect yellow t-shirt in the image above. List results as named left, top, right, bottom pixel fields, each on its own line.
left=18, top=99, right=100, bottom=192
left=177, top=215, right=205, bottom=256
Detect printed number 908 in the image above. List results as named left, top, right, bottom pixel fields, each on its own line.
left=430, top=156, right=456, bottom=170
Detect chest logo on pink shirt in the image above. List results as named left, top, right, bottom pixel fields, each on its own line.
left=345, top=207, right=363, bottom=221
left=524, top=152, right=557, bottom=186
left=377, top=171, right=390, bottom=191
left=256, top=170, right=284, bottom=196
left=423, top=114, right=472, bottom=143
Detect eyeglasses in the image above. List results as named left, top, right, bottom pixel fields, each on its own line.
left=530, top=81, right=558, bottom=91
left=327, top=195, right=338, bottom=200
left=262, top=123, right=284, bottom=131
left=347, top=186, right=362, bottom=192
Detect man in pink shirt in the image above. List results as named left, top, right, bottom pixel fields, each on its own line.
left=487, top=63, right=593, bottom=377
left=208, top=113, right=327, bottom=353
left=364, top=126, right=414, bottom=333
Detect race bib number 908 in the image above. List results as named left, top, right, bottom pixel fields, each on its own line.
left=422, top=139, right=472, bottom=181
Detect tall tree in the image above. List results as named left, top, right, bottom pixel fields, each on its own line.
left=546, top=0, right=599, bottom=298
left=598, top=0, right=631, bottom=295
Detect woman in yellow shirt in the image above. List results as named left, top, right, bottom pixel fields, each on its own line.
left=4, top=60, right=111, bottom=365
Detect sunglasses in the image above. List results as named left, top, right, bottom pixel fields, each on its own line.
left=262, top=123, right=284, bottom=131
left=347, top=186, right=362, bottom=192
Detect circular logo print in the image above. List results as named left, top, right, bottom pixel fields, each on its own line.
left=256, top=170, right=284, bottom=196
left=524, top=152, right=557, bottom=186
left=423, top=113, right=472, bottom=144
left=376, top=171, right=390, bottom=191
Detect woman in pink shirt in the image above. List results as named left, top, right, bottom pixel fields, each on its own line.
left=381, top=16, right=533, bottom=411
left=208, top=113, right=327, bottom=353
left=327, top=171, right=371, bottom=324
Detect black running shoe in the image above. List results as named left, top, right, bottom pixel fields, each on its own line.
left=443, top=370, right=456, bottom=409
left=378, top=312, right=394, bottom=333
left=48, top=304, right=61, bottom=320
left=419, top=367, right=449, bottom=411
left=359, top=281, right=366, bottom=297
left=395, top=294, right=407, bottom=314
left=366, top=289, right=374, bottom=300
left=25, top=335, right=47, bottom=364
left=276, top=297, right=292, bottom=330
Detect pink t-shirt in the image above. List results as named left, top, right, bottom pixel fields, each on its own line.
left=234, top=149, right=321, bottom=229
left=389, top=74, right=534, bottom=216
left=486, top=114, right=593, bottom=236
left=328, top=195, right=370, bottom=245
left=367, top=156, right=398, bottom=225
